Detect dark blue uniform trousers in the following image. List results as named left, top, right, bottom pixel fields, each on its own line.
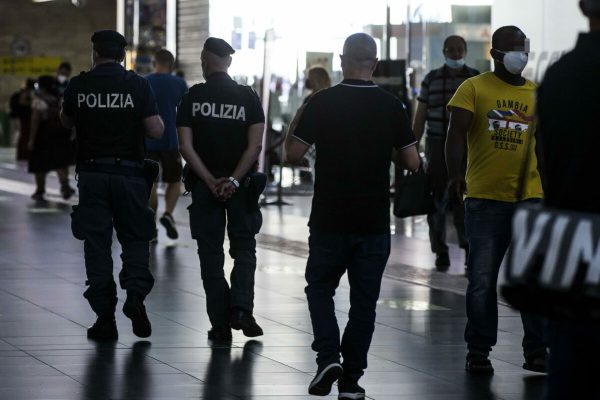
left=188, top=181, right=261, bottom=328
left=305, top=229, right=390, bottom=381
left=71, top=171, right=155, bottom=317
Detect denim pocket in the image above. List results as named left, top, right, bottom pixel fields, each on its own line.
left=464, top=198, right=488, bottom=212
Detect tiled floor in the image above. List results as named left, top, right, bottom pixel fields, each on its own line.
left=0, top=149, right=546, bottom=399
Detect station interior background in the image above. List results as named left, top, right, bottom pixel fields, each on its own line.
left=0, top=0, right=589, bottom=148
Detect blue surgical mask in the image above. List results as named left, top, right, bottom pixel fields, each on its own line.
left=445, top=58, right=465, bottom=69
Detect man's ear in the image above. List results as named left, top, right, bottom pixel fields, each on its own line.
left=489, top=48, right=502, bottom=62
left=371, top=59, right=379, bottom=74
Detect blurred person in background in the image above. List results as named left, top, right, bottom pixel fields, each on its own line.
left=27, top=75, right=75, bottom=201
left=9, top=78, right=35, bottom=161
left=56, top=62, right=72, bottom=95
left=145, top=49, right=188, bottom=242
left=413, top=35, right=479, bottom=271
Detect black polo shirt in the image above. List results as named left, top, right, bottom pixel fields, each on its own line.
left=538, top=32, right=600, bottom=214
left=176, top=72, right=265, bottom=176
left=293, top=79, right=416, bottom=234
left=62, top=63, right=158, bottom=161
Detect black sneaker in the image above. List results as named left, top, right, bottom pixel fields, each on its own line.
left=159, top=212, right=178, bottom=239
left=308, top=362, right=343, bottom=396
left=465, top=352, right=494, bottom=374
left=61, top=184, right=75, bottom=200
left=230, top=309, right=263, bottom=337
left=338, top=377, right=366, bottom=399
left=87, top=316, right=118, bottom=341
left=123, top=295, right=152, bottom=338
left=208, top=325, right=233, bottom=342
left=435, top=252, right=450, bottom=271
left=523, top=349, right=548, bottom=373
left=31, top=191, right=45, bottom=201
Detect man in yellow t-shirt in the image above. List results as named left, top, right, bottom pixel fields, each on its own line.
left=446, top=26, right=547, bottom=375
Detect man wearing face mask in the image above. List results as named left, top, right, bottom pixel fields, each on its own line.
left=56, top=62, right=72, bottom=96
left=445, top=26, right=547, bottom=374
left=413, top=35, right=479, bottom=271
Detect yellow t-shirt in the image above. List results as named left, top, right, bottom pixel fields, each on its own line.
left=447, top=72, right=543, bottom=202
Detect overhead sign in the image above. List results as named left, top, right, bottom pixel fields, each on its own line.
left=0, top=56, right=62, bottom=76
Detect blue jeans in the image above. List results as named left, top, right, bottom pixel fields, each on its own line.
left=464, top=198, right=545, bottom=356
left=305, top=229, right=390, bottom=381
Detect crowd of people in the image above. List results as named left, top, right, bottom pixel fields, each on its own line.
left=2, top=0, right=598, bottom=399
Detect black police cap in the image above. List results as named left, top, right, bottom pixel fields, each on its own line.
left=91, top=30, right=127, bottom=48
left=203, top=37, right=235, bottom=57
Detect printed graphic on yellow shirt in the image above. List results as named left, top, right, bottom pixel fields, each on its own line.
left=486, top=102, right=533, bottom=152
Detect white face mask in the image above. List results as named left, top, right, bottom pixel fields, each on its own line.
left=57, top=75, right=67, bottom=84
left=501, top=51, right=528, bottom=75
left=445, top=58, right=465, bottom=69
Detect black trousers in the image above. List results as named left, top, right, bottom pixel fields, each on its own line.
left=71, top=171, right=155, bottom=317
left=188, top=181, right=262, bottom=328
left=425, top=135, right=468, bottom=253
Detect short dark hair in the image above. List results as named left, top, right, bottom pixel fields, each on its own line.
left=93, top=42, right=125, bottom=60
left=443, top=35, right=467, bottom=51
left=492, top=25, right=524, bottom=49
left=37, top=75, right=59, bottom=97
left=154, top=49, right=175, bottom=68
left=58, top=62, right=72, bottom=72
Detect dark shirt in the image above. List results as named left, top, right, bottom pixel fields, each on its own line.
left=537, top=32, right=600, bottom=213
left=63, top=63, right=158, bottom=161
left=417, top=65, right=479, bottom=137
left=176, top=72, right=265, bottom=176
left=145, top=73, right=188, bottom=151
left=293, top=79, right=416, bottom=234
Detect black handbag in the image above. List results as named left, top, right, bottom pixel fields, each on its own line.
left=502, top=133, right=600, bottom=321
left=393, top=167, right=434, bottom=218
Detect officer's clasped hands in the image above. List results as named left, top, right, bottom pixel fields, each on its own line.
left=216, top=179, right=236, bottom=201
left=207, top=177, right=234, bottom=201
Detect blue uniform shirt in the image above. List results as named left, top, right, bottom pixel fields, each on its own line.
left=145, top=73, right=188, bottom=151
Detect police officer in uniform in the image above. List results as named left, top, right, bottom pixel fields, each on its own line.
left=177, top=37, right=265, bottom=341
left=60, top=30, right=164, bottom=340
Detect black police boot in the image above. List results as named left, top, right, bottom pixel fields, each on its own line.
left=123, top=294, right=152, bottom=338
left=208, top=325, right=233, bottom=342
left=87, top=315, right=118, bottom=341
left=435, top=252, right=450, bottom=272
left=230, top=308, right=263, bottom=337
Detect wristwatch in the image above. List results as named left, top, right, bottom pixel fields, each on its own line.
left=228, top=176, right=240, bottom=189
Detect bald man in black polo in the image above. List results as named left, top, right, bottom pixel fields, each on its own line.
left=285, top=33, right=420, bottom=399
